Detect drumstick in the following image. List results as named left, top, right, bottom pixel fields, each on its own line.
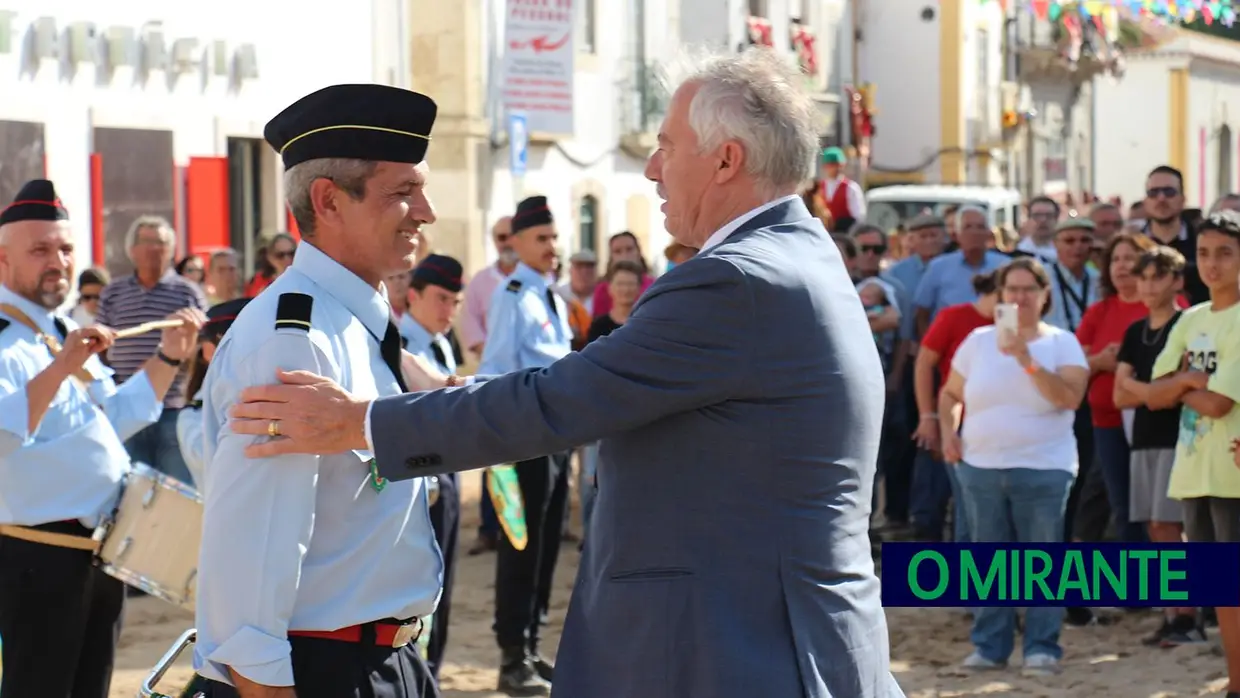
left=114, top=320, right=186, bottom=339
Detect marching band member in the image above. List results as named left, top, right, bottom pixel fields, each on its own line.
left=177, top=297, right=251, bottom=489
left=0, top=179, right=203, bottom=698
left=398, top=253, right=464, bottom=680
left=476, top=195, right=572, bottom=696
left=193, top=84, right=444, bottom=698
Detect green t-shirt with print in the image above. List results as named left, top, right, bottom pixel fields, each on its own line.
left=1152, top=301, right=1240, bottom=499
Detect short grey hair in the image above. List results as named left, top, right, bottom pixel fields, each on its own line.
left=284, top=158, right=378, bottom=236
left=956, top=205, right=988, bottom=230
left=1209, top=193, right=1240, bottom=214
left=208, top=248, right=237, bottom=270
left=125, top=215, right=176, bottom=260
left=663, top=47, right=819, bottom=197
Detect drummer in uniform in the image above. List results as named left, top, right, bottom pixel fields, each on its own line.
left=397, top=253, right=464, bottom=681
left=193, top=84, right=445, bottom=698
left=480, top=195, right=571, bottom=696
left=0, top=179, right=203, bottom=698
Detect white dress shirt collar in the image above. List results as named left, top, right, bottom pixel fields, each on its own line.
left=699, top=194, right=801, bottom=254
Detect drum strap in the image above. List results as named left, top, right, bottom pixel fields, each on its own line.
left=0, top=524, right=100, bottom=552
left=0, top=303, right=97, bottom=387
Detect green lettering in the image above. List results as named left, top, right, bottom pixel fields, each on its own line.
left=1129, top=550, right=1158, bottom=601
left=962, top=550, right=1004, bottom=601
left=909, top=551, right=949, bottom=600
left=1058, top=550, right=1090, bottom=601
left=1023, top=550, right=1055, bottom=600
left=1009, top=548, right=1020, bottom=601
left=1159, top=550, right=1189, bottom=602
left=1092, top=550, right=1127, bottom=600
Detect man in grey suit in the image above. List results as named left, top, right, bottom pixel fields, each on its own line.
left=231, top=48, right=905, bottom=698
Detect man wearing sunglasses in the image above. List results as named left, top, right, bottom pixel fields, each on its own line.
left=1143, top=165, right=1207, bottom=304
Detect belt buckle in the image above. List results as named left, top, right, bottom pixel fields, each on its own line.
left=391, top=619, right=420, bottom=648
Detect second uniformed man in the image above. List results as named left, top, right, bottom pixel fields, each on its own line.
left=398, top=253, right=464, bottom=680
left=480, top=195, right=572, bottom=696
left=193, top=84, right=444, bottom=698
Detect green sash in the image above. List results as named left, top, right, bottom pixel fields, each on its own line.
left=487, top=465, right=528, bottom=551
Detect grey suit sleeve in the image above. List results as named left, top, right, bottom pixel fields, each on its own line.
left=372, top=257, right=756, bottom=481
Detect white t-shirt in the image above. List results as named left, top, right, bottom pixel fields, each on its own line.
left=952, top=325, right=1087, bottom=473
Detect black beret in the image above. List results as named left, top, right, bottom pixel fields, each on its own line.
left=201, top=298, right=252, bottom=339
left=512, top=195, right=553, bottom=234
left=0, top=179, right=69, bottom=227
left=412, top=254, right=463, bottom=293
left=264, top=84, right=438, bottom=170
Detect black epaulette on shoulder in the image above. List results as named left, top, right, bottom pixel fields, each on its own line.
left=274, top=293, right=313, bottom=332
left=506, top=279, right=523, bottom=293
left=0, top=318, right=8, bottom=334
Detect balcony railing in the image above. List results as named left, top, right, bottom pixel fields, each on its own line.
left=617, top=58, right=669, bottom=141
left=1012, top=7, right=1153, bottom=83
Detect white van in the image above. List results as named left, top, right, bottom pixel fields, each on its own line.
left=865, top=185, right=1023, bottom=231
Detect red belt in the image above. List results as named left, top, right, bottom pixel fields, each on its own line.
left=289, top=619, right=422, bottom=648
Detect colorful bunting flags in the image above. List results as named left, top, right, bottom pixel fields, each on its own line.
left=979, top=0, right=1237, bottom=28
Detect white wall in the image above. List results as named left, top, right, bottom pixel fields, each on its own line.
left=858, top=3, right=940, bottom=175
left=1187, top=60, right=1240, bottom=210
left=0, top=0, right=399, bottom=261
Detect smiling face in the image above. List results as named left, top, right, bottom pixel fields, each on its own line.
left=326, top=160, right=437, bottom=280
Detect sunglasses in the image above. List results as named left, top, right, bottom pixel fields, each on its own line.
left=1059, top=236, right=1094, bottom=246
left=860, top=244, right=887, bottom=255
left=79, top=294, right=99, bottom=301
left=1147, top=186, right=1180, bottom=199
left=272, top=250, right=295, bottom=261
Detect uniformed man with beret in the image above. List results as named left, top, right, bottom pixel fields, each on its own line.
left=479, top=195, right=571, bottom=695
left=193, top=84, right=445, bottom=698
left=0, top=179, right=203, bottom=698
left=397, top=253, right=464, bottom=681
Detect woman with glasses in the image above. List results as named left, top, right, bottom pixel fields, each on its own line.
left=69, top=267, right=110, bottom=327
left=939, top=257, right=1089, bottom=676
left=245, top=233, right=297, bottom=297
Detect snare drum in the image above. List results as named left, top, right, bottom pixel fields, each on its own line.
left=94, top=462, right=203, bottom=612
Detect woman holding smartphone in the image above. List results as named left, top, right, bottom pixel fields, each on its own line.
left=938, top=257, right=1090, bottom=676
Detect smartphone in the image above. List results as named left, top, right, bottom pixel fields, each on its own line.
left=995, top=303, right=1018, bottom=334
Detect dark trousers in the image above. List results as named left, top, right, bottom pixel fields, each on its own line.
left=479, top=471, right=499, bottom=536
left=881, top=366, right=918, bottom=524
left=1094, top=426, right=1147, bottom=542
left=426, top=473, right=459, bottom=679
left=0, top=523, right=125, bottom=698
left=495, top=452, right=569, bottom=653
left=202, top=635, right=440, bottom=698
left=1064, top=403, right=1105, bottom=541
left=124, top=407, right=193, bottom=485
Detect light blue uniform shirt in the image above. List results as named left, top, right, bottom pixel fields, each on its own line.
left=0, top=284, right=161, bottom=527
left=913, top=250, right=1011, bottom=322
left=1043, top=261, right=1101, bottom=333
left=886, top=255, right=932, bottom=342
left=176, top=392, right=206, bottom=489
left=194, top=242, right=443, bottom=687
left=478, top=262, right=571, bottom=374
left=398, top=313, right=456, bottom=375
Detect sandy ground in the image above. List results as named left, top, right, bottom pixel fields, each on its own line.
left=101, top=471, right=1232, bottom=698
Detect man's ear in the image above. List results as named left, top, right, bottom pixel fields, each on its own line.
left=714, top=141, right=745, bottom=185
left=309, top=178, right=343, bottom=228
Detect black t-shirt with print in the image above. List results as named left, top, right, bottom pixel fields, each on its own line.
left=1116, top=312, right=1184, bottom=451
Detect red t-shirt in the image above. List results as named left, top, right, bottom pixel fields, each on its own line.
left=1076, top=295, right=1189, bottom=428
left=923, top=303, right=992, bottom=391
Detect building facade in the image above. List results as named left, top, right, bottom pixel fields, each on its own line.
left=1095, top=31, right=1240, bottom=211
left=0, top=0, right=406, bottom=279
left=851, top=0, right=1007, bottom=187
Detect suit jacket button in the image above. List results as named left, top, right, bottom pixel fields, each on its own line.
left=405, top=457, right=419, bottom=469
left=429, top=454, right=443, bottom=466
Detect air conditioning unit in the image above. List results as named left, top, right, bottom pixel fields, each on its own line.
left=32, top=17, right=58, bottom=60
left=0, top=11, right=16, bottom=55
left=142, top=28, right=167, bottom=72
left=171, top=38, right=200, bottom=73
left=235, top=43, right=258, bottom=79
left=212, top=40, right=228, bottom=76
left=66, top=22, right=97, bottom=64
left=104, top=26, right=136, bottom=68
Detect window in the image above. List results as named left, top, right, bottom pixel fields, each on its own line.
left=579, top=195, right=598, bottom=252
left=577, top=0, right=596, bottom=53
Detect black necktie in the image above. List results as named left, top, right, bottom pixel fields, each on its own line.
left=544, top=289, right=560, bottom=319
left=381, top=322, right=409, bottom=393
left=430, top=340, right=447, bottom=371
left=52, top=317, right=68, bottom=340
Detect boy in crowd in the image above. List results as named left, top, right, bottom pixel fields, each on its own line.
left=1112, top=246, right=1204, bottom=646
left=1148, top=211, right=1240, bottom=698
